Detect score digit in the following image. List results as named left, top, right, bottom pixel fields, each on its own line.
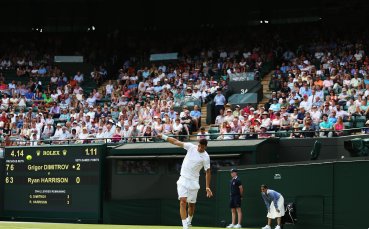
left=5, top=164, right=14, bottom=171
left=10, top=150, right=24, bottom=157
left=85, top=148, right=97, bottom=156
left=5, top=177, right=14, bottom=184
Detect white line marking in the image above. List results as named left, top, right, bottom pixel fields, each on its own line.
left=0, top=226, right=41, bottom=229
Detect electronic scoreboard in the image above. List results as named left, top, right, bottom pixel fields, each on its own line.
left=2, top=144, right=105, bottom=222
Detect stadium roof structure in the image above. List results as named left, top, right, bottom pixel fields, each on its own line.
left=0, top=0, right=368, bottom=32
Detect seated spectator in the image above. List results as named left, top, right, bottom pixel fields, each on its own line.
left=49, top=102, right=61, bottom=118
left=192, top=86, right=202, bottom=101
left=58, top=126, right=71, bottom=143
left=153, top=117, right=164, bottom=135
left=233, top=105, right=241, bottom=117
left=0, top=80, right=8, bottom=94
left=260, top=111, right=271, bottom=129
left=333, top=116, right=344, bottom=137
left=197, top=127, right=210, bottom=140
left=269, top=98, right=280, bottom=112
left=172, top=118, right=183, bottom=138
left=190, top=105, right=201, bottom=131
left=123, top=124, right=134, bottom=142
left=215, top=109, right=225, bottom=125
left=24, top=88, right=34, bottom=102
left=29, top=132, right=40, bottom=146
left=94, top=127, right=105, bottom=143
left=328, top=111, right=338, bottom=124
left=300, top=94, right=312, bottom=111
left=59, top=109, right=70, bottom=122
left=130, top=124, right=141, bottom=143
left=290, top=123, right=302, bottom=138
left=1, top=94, right=9, bottom=110
left=17, top=95, right=27, bottom=108
left=296, top=107, right=306, bottom=124
left=112, top=125, right=123, bottom=143
left=224, top=108, right=234, bottom=124
left=162, top=118, right=173, bottom=135
left=258, top=125, right=271, bottom=138
left=77, top=127, right=90, bottom=144
left=74, top=71, right=84, bottom=84
left=180, top=110, right=192, bottom=136
left=52, top=123, right=63, bottom=139
left=41, top=123, right=54, bottom=140
left=319, top=114, right=333, bottom=137
left=45, top=113, right=54, bottom=126
left=231, top=118, right=242, bottom=139
left=271, top=112, right=281, bottom=131
left=245, top=126, right=258, bottom=139
left=10, top=122, right=20, bottom=137
left=280, top=113, right=291, bottom=130
left=218, top=124, right=235, bottom=140
left=142, top=126, right=154, bottom=142
left=253, top=119, right=261, bottom=132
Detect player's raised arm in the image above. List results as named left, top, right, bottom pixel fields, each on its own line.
left=157, top=133, right=184, bottom=148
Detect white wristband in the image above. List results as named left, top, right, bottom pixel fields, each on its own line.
left=162, top=134, right=168, bottom=141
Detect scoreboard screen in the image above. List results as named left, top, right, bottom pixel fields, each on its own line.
left=3, top=144, right=105, bottom=222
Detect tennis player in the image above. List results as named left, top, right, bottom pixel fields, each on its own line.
left=158, top=133, right=213, bottom=229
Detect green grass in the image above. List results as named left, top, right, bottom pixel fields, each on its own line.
left=0, top=222, right=257, bottom=229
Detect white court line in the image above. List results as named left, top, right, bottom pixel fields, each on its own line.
left=0, top=221, right=69, bottom=225
left=0, top=226, right=41, bottom=229
left=0, top=222, right=43, bottom=229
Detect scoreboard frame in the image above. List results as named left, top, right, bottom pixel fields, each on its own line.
left=2, top=144, right=106, bottom=223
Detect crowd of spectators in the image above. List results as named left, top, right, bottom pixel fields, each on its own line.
left=0, top=30, right=270, bottom=146
left=211, top=27, right=369, bottom=139
left=2, top=25, right=369, bottom=145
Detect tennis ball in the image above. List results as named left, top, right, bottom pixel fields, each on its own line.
left=26, top=155, right=32, bottom=161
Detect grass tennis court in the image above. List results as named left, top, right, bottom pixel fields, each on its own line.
left=0, top=222, right=257, bottom=229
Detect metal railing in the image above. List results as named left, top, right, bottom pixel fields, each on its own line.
left=1, top=127, right=367, bottom=147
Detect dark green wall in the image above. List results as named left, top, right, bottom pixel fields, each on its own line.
left=333, top=161, right=369, bottom=229
left=103, top=199, right=216, bottom=226
left=216, top=160, right=369, bottom=229
left=277, top=136, right=369, bottom=162
left=104, top=158, right=218, bottom=226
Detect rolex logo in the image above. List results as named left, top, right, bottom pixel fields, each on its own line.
left=36, top=150, right=41, bottom=156
left=62, top=150, right=67, bottom=156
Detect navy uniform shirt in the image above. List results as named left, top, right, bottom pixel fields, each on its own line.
left=230, top=176, right=242, bottom=197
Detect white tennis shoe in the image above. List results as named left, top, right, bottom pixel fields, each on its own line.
left=186, top=218, right=192, bottom=227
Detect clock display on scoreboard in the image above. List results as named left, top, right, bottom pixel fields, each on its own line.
left=3, top=144, right=104, bottom=222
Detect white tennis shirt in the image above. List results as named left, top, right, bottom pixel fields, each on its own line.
left=180, top=143, right=210, bottom=181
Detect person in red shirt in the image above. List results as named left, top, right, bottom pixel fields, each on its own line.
left=242, top=104, right=252, bottom=115
left=0, top=111, right=8, bottom=123
left=0, top=81, right=8, bottom=91
left=69, top=77, right=77, bottom=88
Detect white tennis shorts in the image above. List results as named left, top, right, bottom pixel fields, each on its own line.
left=177, top=176, right=200, bottom=203
left=267, top=195, right=285, bottom=219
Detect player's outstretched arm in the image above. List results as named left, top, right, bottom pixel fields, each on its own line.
left=157, top=133, right=184, bottom=148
